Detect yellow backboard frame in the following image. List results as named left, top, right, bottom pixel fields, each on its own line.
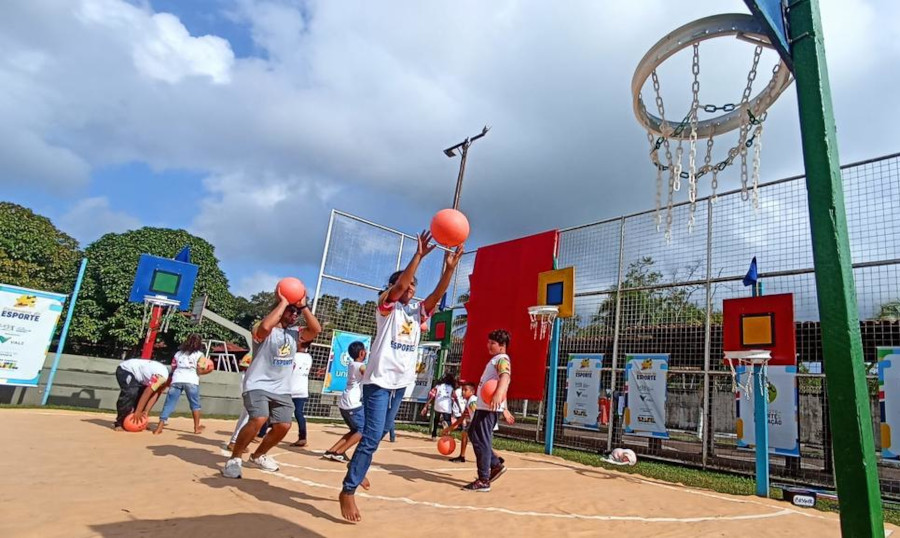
left=537, top=266, right=574, bottom=318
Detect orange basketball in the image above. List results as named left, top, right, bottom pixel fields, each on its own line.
left=481, top=379, right=498, bottom=403
left=123, top=413, right=148, bottom=432
left=197, top=356, right=214, bottom=375
left=430, top=209, right=470, bottom=247
left=437, top=435, right=456, bottom=456
left=276, top=277, right=307, bottom=305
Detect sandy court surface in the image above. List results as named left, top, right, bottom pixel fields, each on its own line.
left=2, top=409, right=893, bottom=537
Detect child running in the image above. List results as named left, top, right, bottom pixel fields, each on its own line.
left=153, top=333, right=206, bottom=435
left=463, top=329, right=512, bottom=492
left=421, top=373, right=456, bottom=440
left=323, top=341, right=367, bottom=463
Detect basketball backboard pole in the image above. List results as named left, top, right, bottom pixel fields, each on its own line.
left=775, top=0, right=884, bottom=533
left=444, top=125, right=490, bottom=210
left=140, top=305, right=162, bottom=359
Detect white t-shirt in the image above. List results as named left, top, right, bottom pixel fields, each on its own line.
left=120, top=358, right=169, bottom=389
left=451, top=387, right=466, bottom=418
left=290, top=352, right=312, bottom=398
left=170, top=351, right=203, bottom=386
left=362, top=299, right=431, bottom=390
left=340, top=361, right=365, bottom=410
left=243, top=326, right=298, bottom=395
left=477, top=353, right=511, bottom=412
left=433, top=383, right=454, bottom=414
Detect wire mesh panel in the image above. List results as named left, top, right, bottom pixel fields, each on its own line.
left=312, top=154, right=900, bottom=498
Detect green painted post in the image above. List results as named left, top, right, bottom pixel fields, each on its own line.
left=788, top=0, right=883, bottom=534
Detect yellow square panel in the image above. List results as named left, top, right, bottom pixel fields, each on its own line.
left=537, top=266, right=574, bottom=318
left=741, top=314, right=774, bottom=346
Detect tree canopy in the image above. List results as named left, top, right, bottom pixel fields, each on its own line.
left=0, top=202, right=82, bottom=294
left=69, top=227, right=237, bottom=356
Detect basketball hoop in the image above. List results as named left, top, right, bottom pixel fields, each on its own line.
left=141, top=295, right=181, bottom=336
left=632, top=13, right=793, bottom=240
left=528, top=305, right=558, bottom=340
left=724, top=350, right=772, bottom=401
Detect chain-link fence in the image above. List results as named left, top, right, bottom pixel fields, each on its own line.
left=312, top=152, right=900, bottom=498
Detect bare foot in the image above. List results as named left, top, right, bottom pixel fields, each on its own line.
left=113, top=425, right=123, bottom=432
left=290, top=439, right=307, bottom=447
left=361, top=476, right=371, bottom=490
left=153, top=423, right=165, bottom=435
left=339, top=491, right=361, bottom=522
left=194, top=425, right=205, bottom=434
left=251, top=437, right=261, bottom=444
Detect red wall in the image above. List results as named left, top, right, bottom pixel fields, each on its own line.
left=461, top=230, right=558, bottom=400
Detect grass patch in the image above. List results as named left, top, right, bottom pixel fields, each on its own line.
left=8, top=405, right=899, bottom=525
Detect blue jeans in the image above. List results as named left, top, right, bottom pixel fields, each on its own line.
left=159, top=383, right=201, bottom=421
left=342, top=384, right=405, bottom=493
left=469, top=410, right=501, bottom=481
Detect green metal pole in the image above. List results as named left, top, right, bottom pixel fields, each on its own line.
left=788, top=1, right=883, bottom=534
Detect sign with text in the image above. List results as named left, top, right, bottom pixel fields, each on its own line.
left=322, top=331, right=371, bottom=394
left=403, top=342, right=441, bottom=402
left=624, top=354, right=669, bottom=439
left=736, top=365, right=799, bottom=456
left=879, top=348, right=900, bottom=460
left=564, top=354, right=604, bottom=430
left=0, top=284, right=67, bottom=386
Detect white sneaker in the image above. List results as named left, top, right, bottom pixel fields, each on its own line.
left=248, top=453, right=279, bottom=472
left=222, top=457, right=242, bottom=479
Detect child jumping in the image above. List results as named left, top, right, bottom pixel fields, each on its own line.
left=324, top=341, right=367, bottom=463
left=463, top=329, right=512, bottom=492
left=153, top=333, right=206, bottom=435
left=339, top=231, right=463, bottom=522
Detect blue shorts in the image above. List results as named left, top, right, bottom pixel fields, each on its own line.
left=340, top=406, right=365, bottom=433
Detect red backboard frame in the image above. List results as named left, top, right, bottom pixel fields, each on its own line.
left=723, top=293, right=796, bottom=366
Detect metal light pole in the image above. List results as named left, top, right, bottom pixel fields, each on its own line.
left=444, top=125, right=490, bottom=209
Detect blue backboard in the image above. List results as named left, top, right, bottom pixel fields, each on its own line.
left=128, top=254, right=199, bottom=310
left=744, top=0, right=793, bottom=72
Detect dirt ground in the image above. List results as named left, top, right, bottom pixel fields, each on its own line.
left=2, top=409, right=894, bottom=537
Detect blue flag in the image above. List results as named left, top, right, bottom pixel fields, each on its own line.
left=174, top=246, right=191, bottom=263
left=742, top=257, right=758, bottom=287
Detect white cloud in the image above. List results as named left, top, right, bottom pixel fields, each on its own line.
left=77, top=0, right=234, bottom=84
left=57, top=196, right=141, bottom=243
left=231, top=270, right=281, bottom=298
left=1, top=0, right=898, bottom=270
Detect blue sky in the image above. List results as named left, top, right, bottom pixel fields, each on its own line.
left=2, top=0, right=898, bottom=300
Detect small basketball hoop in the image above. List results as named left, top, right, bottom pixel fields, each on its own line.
left=528, top=305, right=558, bottom=340
left=724, top=350, right=772, bottom=401
left=142, top=295, right=181, bottom=336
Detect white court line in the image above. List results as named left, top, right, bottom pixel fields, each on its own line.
left=266, top=470, right=795, bottom=523
left=275, top=461, right=561, bottom=474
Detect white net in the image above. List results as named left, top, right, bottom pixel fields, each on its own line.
left=724, top=350, right=772, bottom=401
left=528, top=305, right=558, bottom=340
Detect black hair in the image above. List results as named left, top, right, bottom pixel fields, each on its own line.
left=488, top=329, right=511, bottom=347
left=460, top=381, right=476, bottom=391
left=383, top=270, right=418, bottom=295
left=440, top=372, right=456, bottom=388
left=348, top=341, right=366, bottom=360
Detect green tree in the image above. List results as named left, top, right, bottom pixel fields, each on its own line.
left=593, top=257, right=712, bottom=331
left=0, top=202, right=82, bottom=294
left=70, top=227, right=236, bottom=356
left=233, top=291, right=275, bottom=329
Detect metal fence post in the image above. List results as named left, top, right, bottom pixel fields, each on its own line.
left=606, top=217, right=627, bottom=453
left=701, top=197, right=714, bottom=467
left=312, top=210, right=335, bottom=314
